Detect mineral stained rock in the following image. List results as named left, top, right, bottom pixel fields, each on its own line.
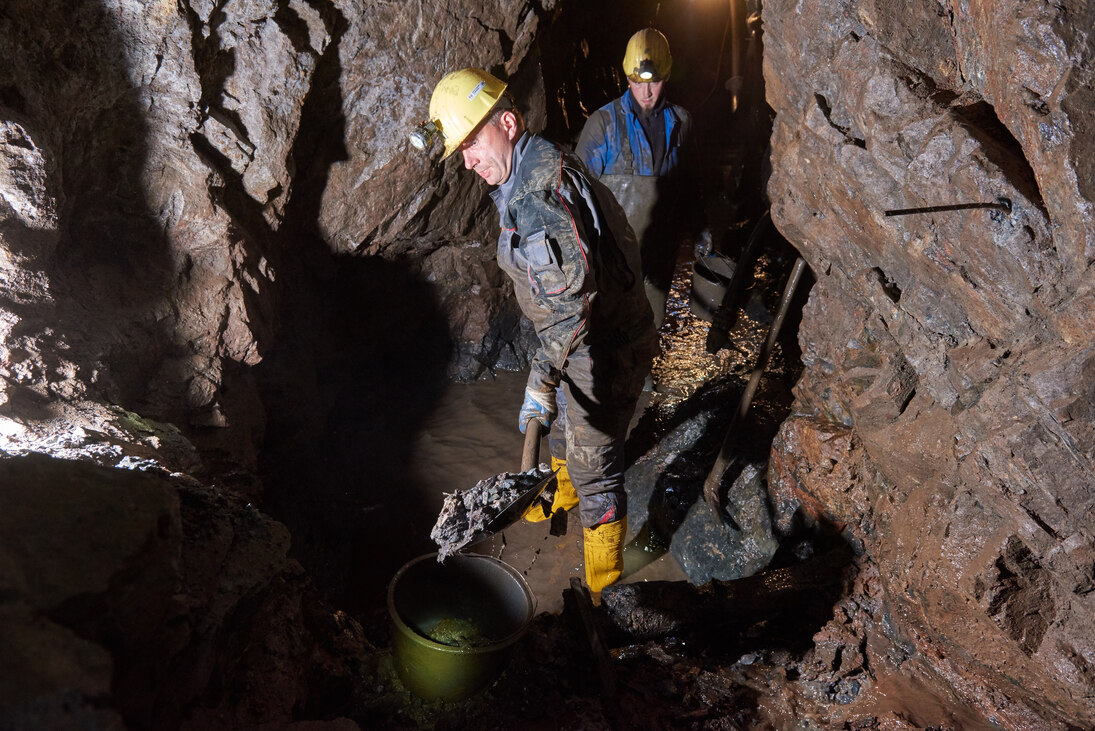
left=763, top=0, right=1095, bottom=726
left=431, top=467, right=552, bottom=561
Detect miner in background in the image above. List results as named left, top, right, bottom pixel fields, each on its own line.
left=411, top=68, right=657, bottom=594
left=576, top=27, right=710, bottom=337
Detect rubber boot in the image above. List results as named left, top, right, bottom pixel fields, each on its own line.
left=583, top=517, right=627, bottom=594
left=522, top=457, right=579, bottom=523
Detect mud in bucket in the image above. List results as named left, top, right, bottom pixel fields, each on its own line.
left=387, top=552, right=535, bottom=701
left=690, top=254, right=737, bottom=323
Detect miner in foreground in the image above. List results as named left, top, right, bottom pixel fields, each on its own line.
left=411, top=68, right=657, bottom=594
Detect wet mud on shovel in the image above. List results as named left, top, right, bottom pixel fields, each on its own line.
left=430, top=421, right=557, bottom=560
left=471, top=422, right=555, bottom=541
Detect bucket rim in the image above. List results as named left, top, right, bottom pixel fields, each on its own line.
left=387, top=552, right=535, bottom=654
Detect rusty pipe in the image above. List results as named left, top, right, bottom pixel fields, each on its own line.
left=703, top=257, right=808, bottom=518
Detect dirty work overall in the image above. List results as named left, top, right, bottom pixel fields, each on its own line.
left=494, top=133, right=655, bottom=528
left=598, top=98, right=678, bottom=330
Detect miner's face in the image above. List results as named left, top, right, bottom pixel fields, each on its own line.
left=460, top=111, right=519, bottom=186
left=629, top=79, right=665, bottom=111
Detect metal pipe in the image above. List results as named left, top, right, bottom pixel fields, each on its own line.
left=728, top=0, right=742, bottom=113
left=884, top=197, right=1011, bottom=216
left=703, top=257, right=808, bottom=517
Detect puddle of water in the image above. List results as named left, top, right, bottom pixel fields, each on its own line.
left=269, top=240, right=795, bottom=621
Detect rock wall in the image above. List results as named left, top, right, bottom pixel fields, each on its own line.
left=763, top=0, right=1095, bottom=727
left=0, top=453, right=365, bottom=730
left=7, top=0, right=1092, bottom=727
left=0, top=1, right=554, bottom=727
left=0, top=0, right=556, bottom=473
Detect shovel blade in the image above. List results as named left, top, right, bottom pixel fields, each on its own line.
left=468, top=468, right=557, bottom=544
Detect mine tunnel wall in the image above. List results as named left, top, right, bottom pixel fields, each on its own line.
left=762, top=0, right=1095, bottom=726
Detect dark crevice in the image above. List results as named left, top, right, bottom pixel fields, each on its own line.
left=958, top=265, right=978, bottom=290
left=892, top=58, right=965, bottom=108
left=1021, top=504, right=1061, bottom=540
left=950, top=100, right=1047, bottom=216
left=898, top=387, right=916, bottom=416
left=814, top=93, right=866, bottom=148
left=0, top=84, right=28, bottom=115
left=871, top=266, right=902, bottom=303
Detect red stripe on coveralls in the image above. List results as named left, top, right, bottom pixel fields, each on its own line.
left=553, top=156, right=589, bottom=359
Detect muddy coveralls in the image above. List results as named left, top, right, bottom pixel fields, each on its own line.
left=491, top=132, right=657, bottom=541
left=576, top=91, right=703, bottom=330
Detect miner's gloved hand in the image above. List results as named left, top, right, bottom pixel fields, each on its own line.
left=518, top=388, right=556, bottom=434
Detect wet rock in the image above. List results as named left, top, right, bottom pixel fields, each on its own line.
left=600, top=546, right=854, bottom=644
left=0, top=453, right=365, bottom=729
left=828, top=677, right=861, bottom=705
left=765, top=0, right=1095, bottom=726
left=431, top=466, right=552, bottom=561
left=625, top=380, right=738, bottom=543
left=670, top=462, right=779, bottom=583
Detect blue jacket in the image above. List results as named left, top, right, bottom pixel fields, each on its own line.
left=575, top=91, right=693, bottom=178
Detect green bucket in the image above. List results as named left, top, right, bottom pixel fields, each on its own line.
left=387, top=552, right=535, bottom=701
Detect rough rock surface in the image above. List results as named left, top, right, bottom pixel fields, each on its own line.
left=764, top=0, right=1095, bottom=727
left=2, top=0, right=1093, bottom=728
left=0, top=0, right=553, bottom=478
left=0, top=2, right=561, bottom=727
left=0, top=453, right=365, bottom=730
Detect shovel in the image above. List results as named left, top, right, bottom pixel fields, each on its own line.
left=467, top=420, right=557, bottom=543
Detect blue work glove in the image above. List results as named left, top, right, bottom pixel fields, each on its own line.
left=518, top=388, right=557, bottom=434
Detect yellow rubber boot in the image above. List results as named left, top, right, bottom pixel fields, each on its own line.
left=583, top=517, right=627, bottom=593
left=523, top=457, right=579, bottom=522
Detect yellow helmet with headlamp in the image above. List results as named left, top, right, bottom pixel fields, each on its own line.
left=622, top=28, right=672, bottom=83
left=409, top=68, right=509, bottom=159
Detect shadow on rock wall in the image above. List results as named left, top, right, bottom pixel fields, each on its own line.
left=257, top=252, right=453, bottom=617
left=243, top=0, right=453, bottom=616
left=0, top=2, right=175, bottom=418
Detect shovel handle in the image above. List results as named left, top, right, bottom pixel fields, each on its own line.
left=521, top=420, right=542, bottom=472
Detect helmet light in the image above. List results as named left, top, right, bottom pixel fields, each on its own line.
left=409, top=120, right=440, bottom=152
left=637, top=59, right=657, bottom=81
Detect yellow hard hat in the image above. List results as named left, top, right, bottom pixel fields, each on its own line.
left=622, top=28, right=672, bottom=82
left=424, top=68, right=508, bottom=159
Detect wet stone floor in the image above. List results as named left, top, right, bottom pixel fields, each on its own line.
left=344, top=246, right=995, bottom=730
left=343, top=249, right=833, bottom=728
left=409, top=250, right=794, bottom=616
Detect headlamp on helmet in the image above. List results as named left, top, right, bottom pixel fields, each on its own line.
left=409, top=120, right=439, bottom=152
left=411, top=68, right=509, bottom=160
left=622, top=28, right=672, bottom=83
